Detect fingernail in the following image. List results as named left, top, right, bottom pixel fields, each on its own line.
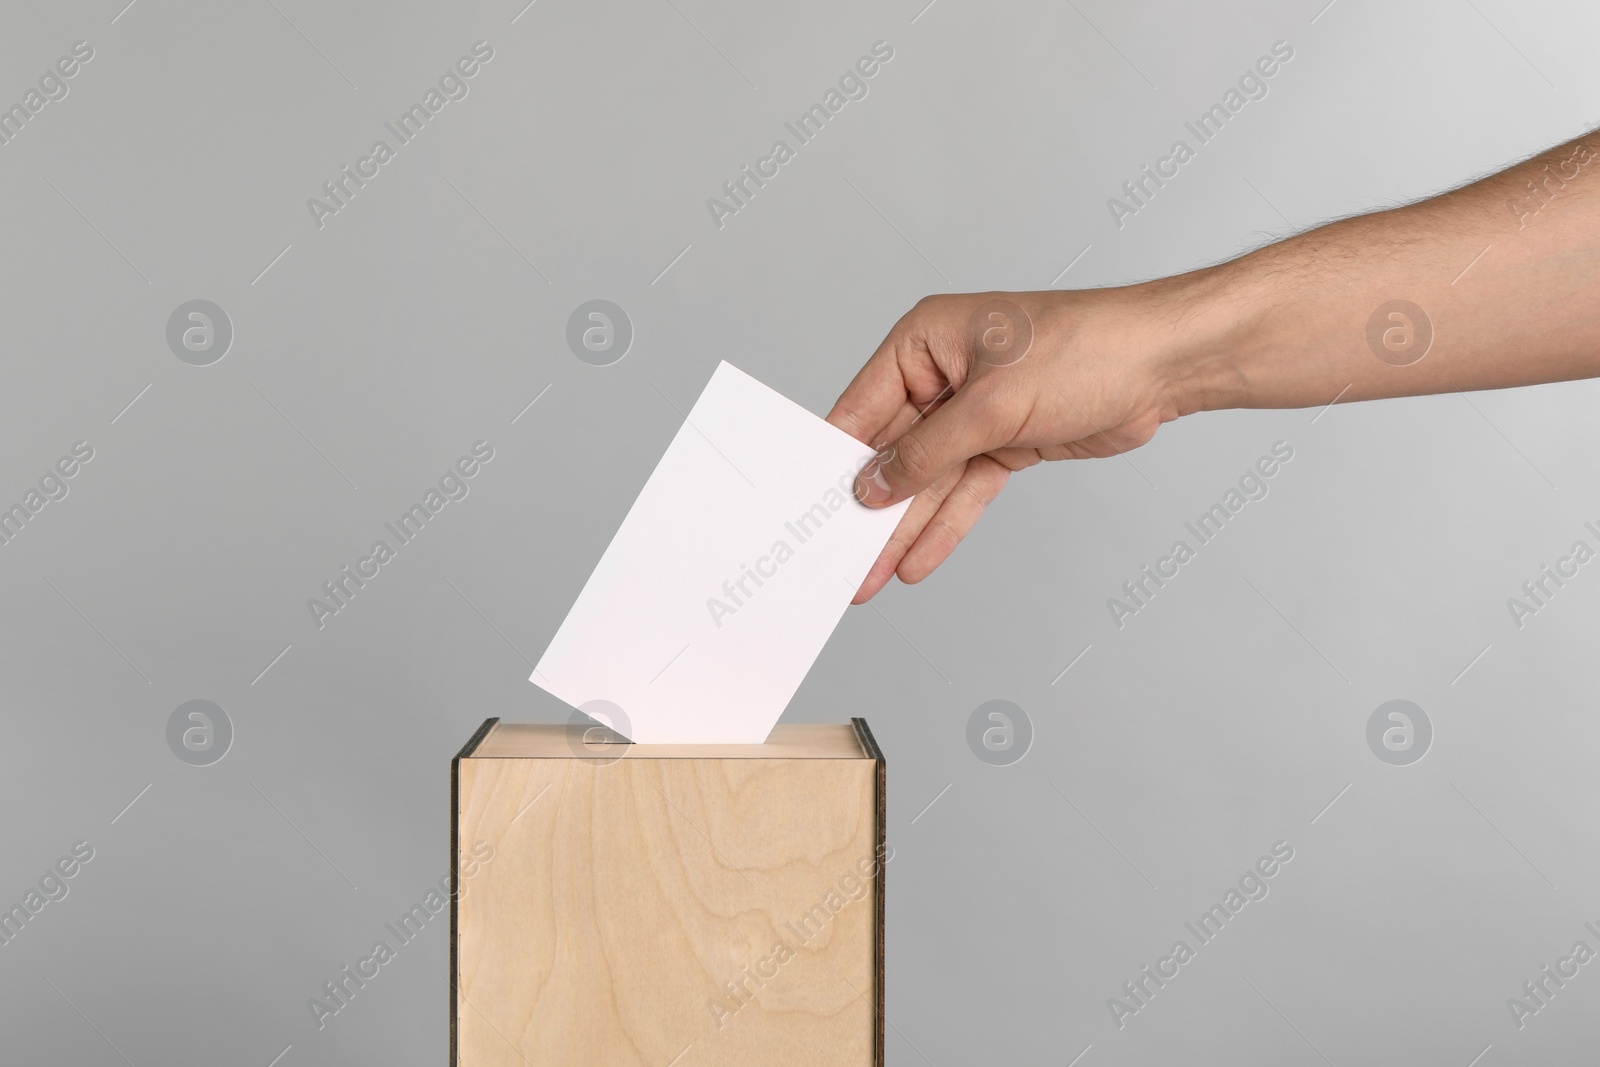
left=855, top=448, right=894, bottom=506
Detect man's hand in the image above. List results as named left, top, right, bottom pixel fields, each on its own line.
left=826, top=290, right=1191, bottom=602
left=828, top=131, right=1600, bottom=603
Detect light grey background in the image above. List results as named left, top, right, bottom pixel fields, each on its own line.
left=2, top=0, right=1597, bottom=1064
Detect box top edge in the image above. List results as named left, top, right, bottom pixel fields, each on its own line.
left=466, top=722, right=872, bottom=760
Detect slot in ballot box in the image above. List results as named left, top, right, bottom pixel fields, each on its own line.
left=451, top=717, right=887, bottom=1067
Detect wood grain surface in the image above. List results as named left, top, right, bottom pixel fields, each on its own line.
left=455, top=723, right=882, bottom=1067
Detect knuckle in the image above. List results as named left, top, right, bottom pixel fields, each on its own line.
left=921, top=472, right=958, bottom=507
left=956, top=479, right=988, bottom=508
left=926, top=517, right=964, bottom=554
left=891, top=433, right=936, bottom=483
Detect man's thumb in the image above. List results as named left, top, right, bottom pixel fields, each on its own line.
left=854, top=389, right=1000, bottom=507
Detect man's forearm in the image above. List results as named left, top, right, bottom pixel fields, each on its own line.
left=1136, top=132, right=1600, bottom=415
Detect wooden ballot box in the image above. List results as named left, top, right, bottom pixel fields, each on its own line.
left=451, top=717, right=887, bottom=1067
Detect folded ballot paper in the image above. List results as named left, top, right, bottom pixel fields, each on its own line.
left=531, top=361, right=911, bottom=744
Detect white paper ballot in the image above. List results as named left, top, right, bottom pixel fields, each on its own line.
left=531, top=361, right=911, bottom=744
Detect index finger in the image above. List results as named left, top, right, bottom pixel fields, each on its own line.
left=825, top=327, right=912, bottom=448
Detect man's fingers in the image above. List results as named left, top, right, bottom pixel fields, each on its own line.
left=854, top=384, right=1006, bottom=507
left=829, top=303, right=964, bottom=447
left=869, top=387, right=955, bottom=453
left=851, top=464, right=962, bottom=603
left=870, top=398, right=928, bottom=452
left=826, top=325, right=916, bottom=446
left=897, top=455, right=1011, bottom=584
left=852, top=454, right=1013, bottom=600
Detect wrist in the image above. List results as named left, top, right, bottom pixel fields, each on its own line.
left=1158, top=266, right=1260, bottom=416
left=1086, top=265, right=1261, bottom=418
